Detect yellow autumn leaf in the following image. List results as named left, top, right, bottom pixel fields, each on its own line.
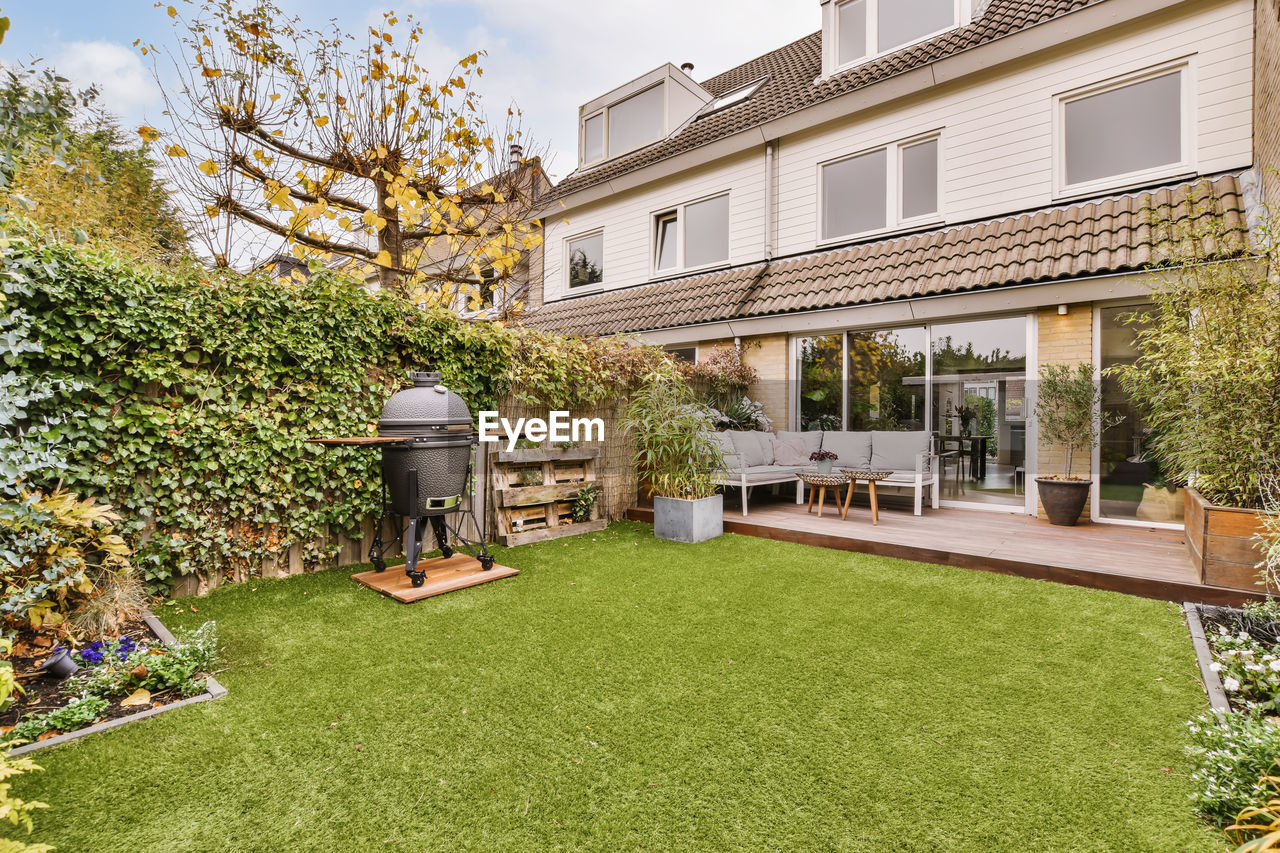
left=166, top=144, right=188, bottom=158
left=202, top=66, right=222, bottom=78
left=121, top=688, right=151, bottom=707
left=314, top=115, right=329, bottom=127
left=137, top=125, right=161, bottom=142
left=197, top=159, right=218, bottom=176
left=269, top=93, right=281, bottom=102
left=205, top=205, right=221, bottom=218
left=337, top=216, right=352, bottom=230
left=373, top=250, right=393, bottom=267
left=361, top=210, right=387, bottom=231
left=166, top=5, right=177, bottom=18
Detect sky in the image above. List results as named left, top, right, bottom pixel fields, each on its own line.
left=0, top=0, right=821, bottom=182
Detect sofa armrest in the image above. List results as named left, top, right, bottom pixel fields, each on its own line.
left=915, top=452, right=937, bottom=478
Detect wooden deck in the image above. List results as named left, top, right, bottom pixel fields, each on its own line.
left=628, top=493, right=1261, bottom=606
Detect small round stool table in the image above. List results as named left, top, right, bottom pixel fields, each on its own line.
left=797, top=470, right=851, bottom=519
left=839, top=470, right=893, bottom=524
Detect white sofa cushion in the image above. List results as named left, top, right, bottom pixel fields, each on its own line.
left=870, top=430, right=930, bottom=472
left=713, top=432, right=743, bottom=471
left=777, top=430, right=823, bottom=455
left=821, top=431, right=872, bottom=469
left=771, top=437, right=810, bottom=466
left=726, top=430, right=774, bottom=467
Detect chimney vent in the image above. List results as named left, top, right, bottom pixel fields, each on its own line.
left=680, top=62, right=694, bottom=75
left=509, top=143, right=524, bottom=169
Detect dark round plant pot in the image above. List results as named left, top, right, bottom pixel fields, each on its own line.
left=37, top=648, right=80, bottom=679
left=1036, top=478, right=1091, bottom=526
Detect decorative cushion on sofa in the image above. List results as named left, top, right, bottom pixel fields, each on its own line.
left=726, top=430, right=774, bottom=467
left=870, top=430, right=930, bottom=472
left=821, top=431, right=872, bottom=469
left=777, top=430, right=823, bottom=455
left=713, top=432, right=744, bottom=470
left=771, top=437, right=810, bottom=467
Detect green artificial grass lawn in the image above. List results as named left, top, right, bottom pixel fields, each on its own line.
left=22, top=522, right=1220, bottom=852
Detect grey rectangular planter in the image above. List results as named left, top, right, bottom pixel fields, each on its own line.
left=653, top=495, right=723, bottom=544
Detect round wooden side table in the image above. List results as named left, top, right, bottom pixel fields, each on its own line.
left=797, top=470, right=851, bottom=519
left=839, top=470, right=893, bottom=524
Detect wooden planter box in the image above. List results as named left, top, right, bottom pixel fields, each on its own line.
left=1185, top=487, right=1268, bottom=592
left=491, top=447, right=607, bottom=546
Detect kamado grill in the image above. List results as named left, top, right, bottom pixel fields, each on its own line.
left=313, top=371, right=516, bottom=601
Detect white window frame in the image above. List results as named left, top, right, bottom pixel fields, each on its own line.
left=648, top=191, right=732, bottom=278
left=832, top=0, right=970, bottom=74
left=580, top=110, right=605, bottom=167
left=1052, top=59, right=1195, bottom=201
left=663, top=345, right=700, bottom=364
left=816, top=131, right=943, bottom=246
left=579, top=83, right=668, bottom=168
left=564, top=228, right=605, bottom=293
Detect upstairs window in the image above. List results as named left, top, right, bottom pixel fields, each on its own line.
left=581, top=84, right=666, bottom=166
left=567, top=231, right=604, bottom=289
left=821, top=134, right=941, bottom=242
left=652, top=193, right=730, bottom=275
left=1058, top=65, right=1188, bottom=195
left=836, top=0, right=960, bottom=69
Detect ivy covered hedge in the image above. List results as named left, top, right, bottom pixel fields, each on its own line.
left=3, top=226, right=668, bottom=590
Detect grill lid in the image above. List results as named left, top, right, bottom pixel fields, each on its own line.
left=378, top=371, right=474, bottom=435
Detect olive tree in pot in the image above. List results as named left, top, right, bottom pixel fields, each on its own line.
left=1034, top=362, right=1120, bottom=526
left=622, top=369, right=725, bottom=543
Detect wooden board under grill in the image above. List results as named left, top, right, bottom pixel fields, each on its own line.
left=351, top=555, right=518, bottom=602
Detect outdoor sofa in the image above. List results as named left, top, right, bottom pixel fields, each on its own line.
left=713, top=429, right=940, bottom=517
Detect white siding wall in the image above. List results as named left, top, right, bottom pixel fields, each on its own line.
left=543, top=148, right=765, bottom=303
left=776, top=0, right=1253, bottom=255
left=545, top=0, right=1253, bottom=304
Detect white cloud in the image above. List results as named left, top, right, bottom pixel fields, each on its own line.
left=52, top=39, right=162, bottom=129
left=401, top=0, right=820, bottom=180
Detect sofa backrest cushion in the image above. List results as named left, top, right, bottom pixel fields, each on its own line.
left=726, top=430, right=773, bottom=467
left=771, top=437, right=810, bottom=467
left=870, top=430, right=930, bottom=471
left=777, top=430, right=823, bottom=455
left=821, top=431, right=872, bottom=470
left=713, top=432, right=743, bottom=471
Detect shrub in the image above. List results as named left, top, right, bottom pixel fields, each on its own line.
left=1113, top=196, right=1280, bottom=509
left=1208, top=627, right=1280, bottom=715
left=6, top=694, right=108, bottom=745
left=0, top=489, right=140, bottom=634
left=1227, top=769, right=1280, bottom=852
left=0, top=638, right=52, bottom=853
left=1188, top=712, right=1280, bottom=826
left=71, top=622, right=217, bottom=701
left=622, top=369, right=724, bottom=500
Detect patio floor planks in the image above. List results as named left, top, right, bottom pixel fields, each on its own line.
left=627, top=497, right=1260, bottom=606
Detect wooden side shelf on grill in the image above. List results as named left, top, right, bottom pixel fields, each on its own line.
left=491, top=446, right=607, bottom=546
left=352, top=555, right=518, bottom=603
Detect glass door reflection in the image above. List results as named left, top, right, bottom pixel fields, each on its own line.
left=930, top=318, right=1027, bottom=507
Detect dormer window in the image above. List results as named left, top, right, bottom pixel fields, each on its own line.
left=699, top=78, right=768, bottom=118
left=827, top=0, right=969, bottom=74
left=580, top=84, right=667, bottom=166
left=577, top=64, right=714, bottom=167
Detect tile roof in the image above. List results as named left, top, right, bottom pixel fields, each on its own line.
left=520, top=174, right=1247, bottom=337
left=552, top=0, right=1104, bottom=199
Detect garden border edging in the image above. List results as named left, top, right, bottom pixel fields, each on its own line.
left=6, top=610, right=227, bottom=757
left=1183, top=601, right=1231, bottom=712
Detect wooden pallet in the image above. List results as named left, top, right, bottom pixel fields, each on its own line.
left=491, top=446, right=605, bottom=546
left=352, top=555, right=518, bottom=603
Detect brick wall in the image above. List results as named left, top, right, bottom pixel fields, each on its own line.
left=1035, top=305, right=1093, bottom=521
left=1257, top=0, right=1280, bottom=205
left=742, top=333, right=791, bottom=429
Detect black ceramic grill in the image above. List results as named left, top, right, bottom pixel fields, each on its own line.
left=313, top=371, right=493, bottom=587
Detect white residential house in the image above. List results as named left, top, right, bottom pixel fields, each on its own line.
left=523, top=0, right=1276, bottom=525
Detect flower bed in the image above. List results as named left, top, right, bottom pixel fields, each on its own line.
left=2, top=613, right=223, bottom=755
left=1185, top=600, right=1280, bottom=839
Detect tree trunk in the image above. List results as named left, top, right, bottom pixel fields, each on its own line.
left=374, top=178, right=402, bottom=291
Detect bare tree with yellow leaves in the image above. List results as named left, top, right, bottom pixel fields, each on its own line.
left=141, top=0, right=543, bottom=306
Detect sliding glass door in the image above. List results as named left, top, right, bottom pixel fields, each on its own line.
left=928, top=318, right=1027, bottom=507
left=794, top=314, right=1031, bottom=511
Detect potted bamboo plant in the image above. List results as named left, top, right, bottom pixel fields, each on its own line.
left=1034, top=362, right=1120, bottom=526
left=622, top=369, right=725, bottom=543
